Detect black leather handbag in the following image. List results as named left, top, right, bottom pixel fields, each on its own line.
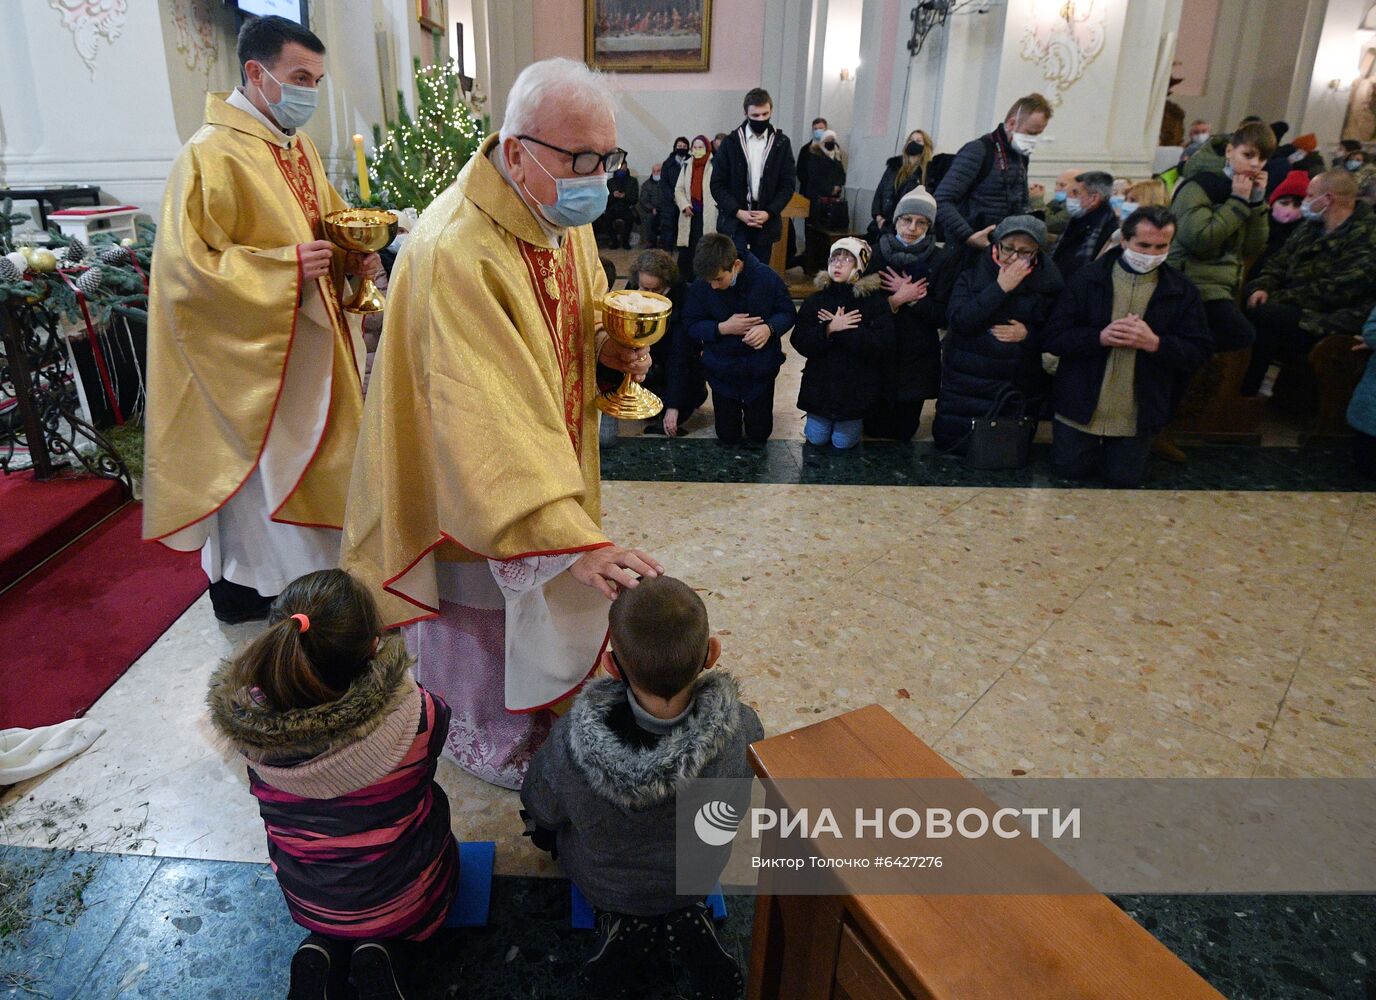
left=964, top=386, right=1036, bottom=470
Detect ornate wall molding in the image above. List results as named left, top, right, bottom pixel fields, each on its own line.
left=170, top=0, right=222, bottom=75
left=49, top=0, right=130, bottom=77
left=1018, top=0, right=1107, bottom=105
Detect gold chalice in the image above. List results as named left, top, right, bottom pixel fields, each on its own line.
left=323, top=209, right=397, bottom=314
left=597, top=289, right=673, bottom=420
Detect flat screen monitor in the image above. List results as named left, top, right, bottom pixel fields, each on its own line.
left=232, top=0, right=307, bottom=26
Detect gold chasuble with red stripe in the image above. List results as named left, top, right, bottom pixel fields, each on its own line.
left=342, top=135, right=611, bottom=630
left=144, top=92, right=361, bottom=541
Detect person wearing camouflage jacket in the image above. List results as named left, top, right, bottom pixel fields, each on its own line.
left=1241, top=169, right=1376, bottom=395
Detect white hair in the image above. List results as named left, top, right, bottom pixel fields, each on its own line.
left=499, top=58, right=616, bottom=141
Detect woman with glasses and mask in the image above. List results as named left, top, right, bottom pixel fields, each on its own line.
left=934, top=215, right=1065, bottom=454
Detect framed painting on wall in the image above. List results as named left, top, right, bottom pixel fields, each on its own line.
left=585, top=0, right=712, bottom=73
left=417, top=0, right=446, bottom=34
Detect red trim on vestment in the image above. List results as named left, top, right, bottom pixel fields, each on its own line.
left=507, top=627, right=610, bottom=715
left=378, top=533, right=614, bottom=629
left=147, top=243, right=306, bottom=543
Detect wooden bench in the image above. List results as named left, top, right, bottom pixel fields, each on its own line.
left=746, top=705, right=1224, bottom=1000
left=1270, top=333, right=1369, bottom=442
left=1170, top=348, right=1265, bottom=443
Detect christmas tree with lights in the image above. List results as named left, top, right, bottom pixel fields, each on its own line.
left=365, top=59, right=488, bottom=211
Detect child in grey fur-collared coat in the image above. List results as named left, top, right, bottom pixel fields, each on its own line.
left=520, top=576, right=763, bottom=1000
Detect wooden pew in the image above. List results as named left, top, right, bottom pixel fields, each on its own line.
left=1305, top=334, right=1367, bottom=441
left=1170, top=348, right=1265, bottom=443
left=746, top=705, right=1224, bottom=1000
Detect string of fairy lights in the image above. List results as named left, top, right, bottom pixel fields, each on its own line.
left=365, top=61, right=487, bottom=211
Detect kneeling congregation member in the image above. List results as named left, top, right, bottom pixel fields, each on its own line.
left=793, top=238, right=896, bottom=449
left=863, top=187, right=959, bottom=442
left=684, top=234, right=797, bottom=445
left=1042, top=207, right=1212, bottom=487
left=935, top=215, right=1064, bottom=453
left=209, top=569, right=457, bottom=1000
left=520, top=576, right=763, bottom=999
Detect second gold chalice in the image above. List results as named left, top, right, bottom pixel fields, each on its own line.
left=597, top=289, right=673, bottom=420
left=323, top=208, right=397, bottom=314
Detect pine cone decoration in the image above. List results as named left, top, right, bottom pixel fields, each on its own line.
left=0, top=256, right=20, bottom=282
left=98, top=245, right=131, bottom=266
left=63, top=237, right=87, bottom=264
left=74, top=266, right=104, bottom=295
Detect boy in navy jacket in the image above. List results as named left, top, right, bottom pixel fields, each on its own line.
left=683, top=233, right=797, bottom=444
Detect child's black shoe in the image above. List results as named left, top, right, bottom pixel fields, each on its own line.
left=287, top=934, right=333, bottom=1000
left=350, top=941, right=407, bottom=1000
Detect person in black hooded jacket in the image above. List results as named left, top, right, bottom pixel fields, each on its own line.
left=862, top=185, right=959, bottom=441
left=935, top=214, right=1065, bottom=452
left=794, top=237, right=895, bottom=449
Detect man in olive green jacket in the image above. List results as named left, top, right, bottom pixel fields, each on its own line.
left=1168, top=121, right=1276, bottom=355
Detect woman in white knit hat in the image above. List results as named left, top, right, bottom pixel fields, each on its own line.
left=862, top=185, right=961, bottom=441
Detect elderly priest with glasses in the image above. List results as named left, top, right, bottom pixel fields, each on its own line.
left=342, top=58, right=663, bottom=789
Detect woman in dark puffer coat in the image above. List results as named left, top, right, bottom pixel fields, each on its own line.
left=935, top=215, right=1064, bottom=452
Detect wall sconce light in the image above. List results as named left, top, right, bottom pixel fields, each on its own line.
left=839, top=65, right=855, bottom=82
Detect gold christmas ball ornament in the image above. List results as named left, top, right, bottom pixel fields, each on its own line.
left=19, top=246, right=36, bottom=263
left=30, top=249, right=58, bottom=273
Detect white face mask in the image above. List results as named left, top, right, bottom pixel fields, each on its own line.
left=1121, top=247, right=1168, bottom=273
left=1010, top=131, right=1039, bottom=155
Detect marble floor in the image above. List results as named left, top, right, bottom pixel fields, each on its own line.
left=3, top=479, right=1372, bottom=879
left=3, top=398, right=1375, bottom=995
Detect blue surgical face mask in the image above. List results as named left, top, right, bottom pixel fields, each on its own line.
left=1347, top=158, right=1364, bottom=172
left=1299, top=197, right=1325, bottom=221
left=1110, top=195, right=1126, bottom=211
left=521, top=141, right=611, bottom=229
left=814, top=129, right=825, bottom=142
left=258, top=64, right=319, bottom=130
left=1052, top=190, right=1067, bottom=204
left=1119, top=201, right=1140, bottom=221
left=1065, top=196, right=1085, bottom=218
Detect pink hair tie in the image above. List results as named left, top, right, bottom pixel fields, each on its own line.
left=290, top=613, right=310, bottom=633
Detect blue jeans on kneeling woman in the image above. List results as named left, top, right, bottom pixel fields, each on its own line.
left=804, top=414, right=863, bottom=449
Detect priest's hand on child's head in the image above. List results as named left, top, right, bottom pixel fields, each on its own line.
left=570, top=546, right=664, bottom=601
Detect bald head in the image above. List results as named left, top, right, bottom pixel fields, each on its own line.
left=1313, top=169, right=1358, bottom=203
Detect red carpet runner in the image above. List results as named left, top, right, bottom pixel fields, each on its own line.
left=0, top=502, right=207, bottom=730
left=0, top=470, right=126, bottom=591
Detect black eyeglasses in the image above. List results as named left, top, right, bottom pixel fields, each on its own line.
left=996, top=243, right=1038, bottom=260
left=518, top=135, right=627, bottom=176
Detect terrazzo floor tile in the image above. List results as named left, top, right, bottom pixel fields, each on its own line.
left=936, top=663, right=1264, bottom=778
left=0, top=848, right=162, bottom=1000
left=855, top=488, right=1160, bottom=649
left=1259, top=645, right=1376, bottom=777
left=1017, top=618, right=1302, bottom=751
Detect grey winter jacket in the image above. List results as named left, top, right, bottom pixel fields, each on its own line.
left=520, top=672, right=764, bottom=916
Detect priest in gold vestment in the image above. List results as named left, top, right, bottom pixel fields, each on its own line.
left=342, top=59, right=662, bottom=788
left=144, top=18, right=376, bottom=624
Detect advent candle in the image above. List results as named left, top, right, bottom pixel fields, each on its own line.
left=353, top=134, right=371, bottom=203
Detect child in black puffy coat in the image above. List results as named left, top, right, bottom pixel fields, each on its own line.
left=793, top=238, right=896, bottom=449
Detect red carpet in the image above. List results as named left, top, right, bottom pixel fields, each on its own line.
left=0, top=502, right=207, bottom=730
left=0, top=470, right=125, bottom=591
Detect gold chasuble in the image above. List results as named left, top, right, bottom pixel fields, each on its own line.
left=144, top=92, right=362, bottom=546
left=342, top=136, right=612, bottom=709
